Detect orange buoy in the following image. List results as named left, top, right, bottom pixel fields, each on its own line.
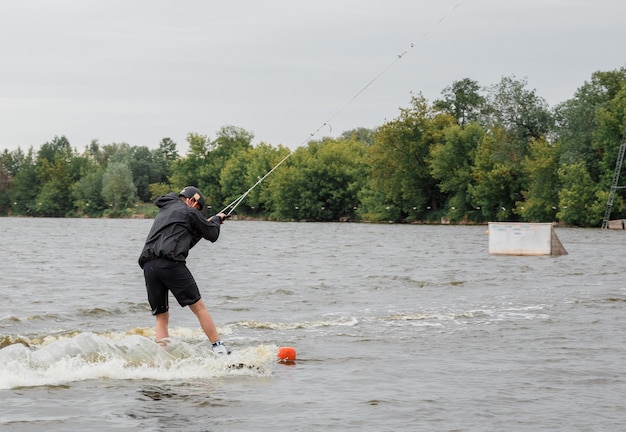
left=277, top=346, right=296, bottom=362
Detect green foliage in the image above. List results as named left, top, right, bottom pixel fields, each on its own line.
left=149, top=183, right=171, bottom=201
left=430, top=122, right=484, bottom=222
left=220, top=143, right=290, bottom=215
left=434, top=78, right=486, bottom=127
left=357, top=185, right=402, bottom=222
left=169, top=127, right=254, bottom=209
left=0, top=150, right=16, bottom=214
left=340, top=127, right=376, bottom=145
left=34, top=136, right=85, bottom=217
left=557, top=162, right=601, bottom=226
left=469, top=128, right=521, bottom=221
left=486, top=76, right=554, bottom=143
left=206, top=126, right=254, bottom=206
left=158, top=137, right=179, bottom=162
left=1, top=67, right=625, bottom=226
left=594, top=81, right=626, bottom=196
left=7, top=148, right=38, bottom=215
left=127, top=146, right=170, bottom=202
left=367, top=94, right=452, bottom=221
left=72, top=166, right=106, bottom=216
left=516, top=138, right=561, bottom=221
left=102, top=162, right=137, bottom=213
left=268, top=138, right=367, bottom=221
left=555, top=68, right=626, bottom=181
left=169, top=132, right=209, bottom=189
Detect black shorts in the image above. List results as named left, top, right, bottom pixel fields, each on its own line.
left=143, top=258, right=201, bottom=315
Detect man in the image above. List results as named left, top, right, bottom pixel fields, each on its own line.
left=138, top=186, right=230, bottom=355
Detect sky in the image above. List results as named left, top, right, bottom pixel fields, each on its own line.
left=0, top=0, right=624, bottom=155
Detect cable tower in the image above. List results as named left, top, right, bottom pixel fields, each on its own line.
left=601, top=128, right=626, bottom=229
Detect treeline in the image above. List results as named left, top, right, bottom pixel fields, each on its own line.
left=1, top=68, right=626, bottom=226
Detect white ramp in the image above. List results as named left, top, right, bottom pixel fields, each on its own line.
left=488, top=222, right=567, bottom=256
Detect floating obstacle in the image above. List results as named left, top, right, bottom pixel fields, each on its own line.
left=487, top=222, right=567, bottom=256
left=277, top=346, right=297, bottom=364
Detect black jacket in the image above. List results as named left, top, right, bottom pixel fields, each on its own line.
left=138, top=193, right=222, bottom=268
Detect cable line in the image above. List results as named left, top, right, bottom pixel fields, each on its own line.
left=221, top=0, right=466, bottom=215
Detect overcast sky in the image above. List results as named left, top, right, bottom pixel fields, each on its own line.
left=1, top=0, right=624, bottom=154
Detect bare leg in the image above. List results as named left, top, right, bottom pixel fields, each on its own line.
left=155, top=311, right=170, bottom=341
left=189, top=299, right=220, bottom=343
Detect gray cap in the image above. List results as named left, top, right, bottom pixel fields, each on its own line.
left=179, top=186, right=206, bottom=210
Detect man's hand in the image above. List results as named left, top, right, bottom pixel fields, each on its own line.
left=217, top=212, right=229, bottom=223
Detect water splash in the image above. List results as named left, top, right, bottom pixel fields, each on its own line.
left=0, top=331, right=277, bottom=389
left=235, top=316, right=358, bottom=330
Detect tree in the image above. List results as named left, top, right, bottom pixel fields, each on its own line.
left=485, top=76, right=553, bottom=142
left=155, top=137, right=178, bottom=184
left=357, top=184, right=400, bottom=222
left=555, top=68, right=626, bottom=179
left=34, top=136, right=86, bottom=216
left=469, top=128, right=521, bottom=221
left=158, top=137, right=179, bottom=162
left=0, top=152, right=12, bottom=215
left=84, top=140, right=107, bottom=166
left=367, top=94, right=452, bottom=221
left=554, top=82, right=603, bottom=172
left=127, top=146, right=168, bottom=202
left=592, top=76, right=626, bottom=219
left=434, top=78, right=486, bottom=127
left=102, top=162, right=137, bottom=214
left=72, top=166, right=106, bottom=216
left=35, top=158, right=73, bottom=216
left=220, top=143, right=290, bottom=216
left=102, top=142, right=133, bottom=165
left=37, top=135, right=72, bottom=165
left=269, top=138, right=367, bottom=221
left=557, top=162, right=601, bottom=226
left=554, top=67, right=626, bottom=222
left=467, top=77, right=554, bottom=221
left=340, top=127, right=376, bottom=145
left=7, top=148, right=38, bottom=215
left=170, top=127, right=254, bottom=210
left=202, top=125, right=254, bottom=207
left=169, top=132, right=209, bottom=192
left=516, top=138, right=561, bottom=222
left=430, top=122, right=485, bottom=222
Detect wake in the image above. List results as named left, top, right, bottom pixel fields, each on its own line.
left=0, top=332, right=277, bottom=389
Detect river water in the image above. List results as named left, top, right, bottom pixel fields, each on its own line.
left=0, top=218, right=625, bottom=431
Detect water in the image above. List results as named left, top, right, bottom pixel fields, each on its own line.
left=1, top=218, right=625, bottom=431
